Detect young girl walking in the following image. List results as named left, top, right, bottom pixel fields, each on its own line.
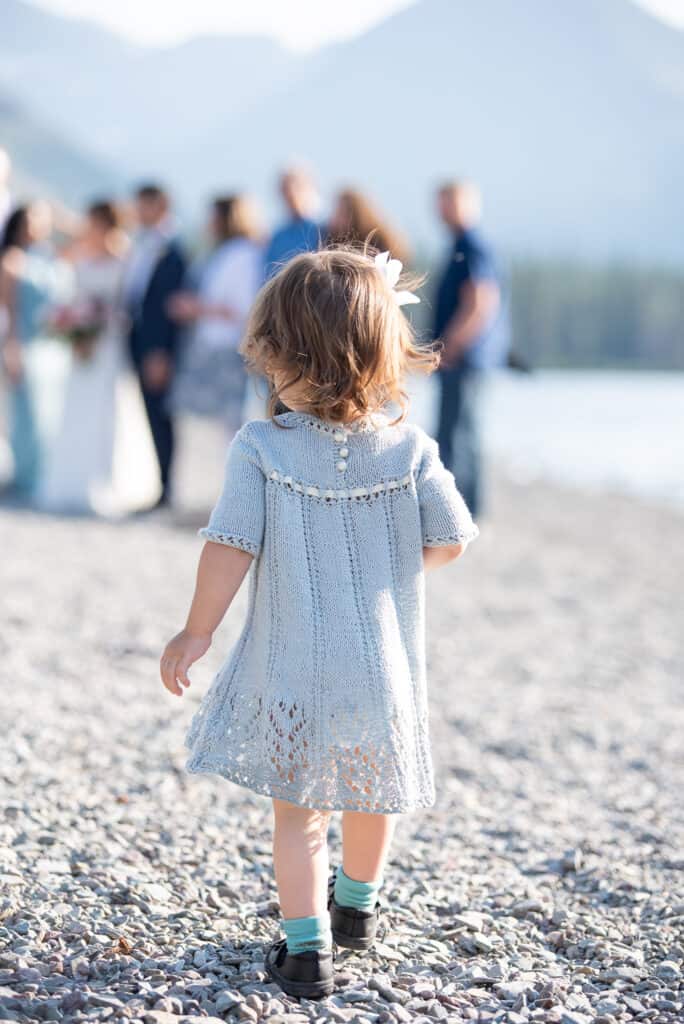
left=160, top=247, right=478, bottom=999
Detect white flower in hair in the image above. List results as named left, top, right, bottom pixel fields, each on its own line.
left=374, top=251, right=420, bottom=306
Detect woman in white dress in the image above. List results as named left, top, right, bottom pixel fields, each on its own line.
left=169, top=194, right=264, bottom=437
left=38, top=201, right=158, bottom=514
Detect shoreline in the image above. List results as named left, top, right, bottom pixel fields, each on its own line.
left=3, top=365, right=684, bottom=509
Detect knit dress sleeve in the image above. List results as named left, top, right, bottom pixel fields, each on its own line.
left=199, top=426, right=266, bottom=556
left=416, top=435, right=479, bottom=548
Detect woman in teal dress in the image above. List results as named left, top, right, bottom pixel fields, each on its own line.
left=0, top=203, right=56, bottom=495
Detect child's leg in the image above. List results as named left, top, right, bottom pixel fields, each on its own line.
left=272, top=799, right=332, bottom=952
left=335, top=811, right=395, bottom=908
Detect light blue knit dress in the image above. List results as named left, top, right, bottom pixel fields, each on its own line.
left=186, top=411, right=478, bottom=812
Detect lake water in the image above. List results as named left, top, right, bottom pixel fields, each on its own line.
left=2, top=356, right=683, bottom=509
left=406, top=370, right=684, bottom=508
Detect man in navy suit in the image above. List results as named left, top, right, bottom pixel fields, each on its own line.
left=123, top=184, right=186, bottom=507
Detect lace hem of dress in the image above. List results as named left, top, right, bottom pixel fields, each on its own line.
left=198, top=529, right=259, bottom=555
left=423, top=523, right=480, bottom=547
left=186, top=753, right=436, bottom=813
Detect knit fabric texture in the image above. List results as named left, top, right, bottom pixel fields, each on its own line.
left=186, top=410, right=479, bottom=812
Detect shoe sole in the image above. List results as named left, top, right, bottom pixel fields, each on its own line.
left=332, top=929, right=375, bottom=951
left=265, top=960, right=334, bottom=999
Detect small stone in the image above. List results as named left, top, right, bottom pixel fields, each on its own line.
left=654, top=998, right=679, bottom=1011
left=495, top=981, right=531, bottom=1002
left=655, top=960, right=682, bottom=982
left=389, top=1005, right=412, bottom=1023
left=265, top=1017, right=311, bottom=1024
left=471, top=932, right=495, bottom=953
left=412, top=984, right=436, bottom=999
left=245, top=993, right=263, bottom=1014
left=141, top=883, right=173, bottom=902
left=512, top=900, right=547, bottom=918
left=465, top=965, right=491, bottom=985
left=561, top=849, right=583, bottom=874
left=87, top=994, right=125, bottom=1009
left=595, top=999, right=620, bottom=1015
left=621, top=996, right=646, bottom=1013
left=373, top=942, right=404, bottom=962
left=215, top=989, right=243, bottom=1012
left=559, top=1012, right=591, bottom=1024
left=368, top=977, right=411, bottom=1005
left=16, top=967, right=42, bottom=982
left=70, top=957, right=89, bottom=978
left=340, top=988, right=374, bottom=1002
left=452, top=911, right=485, bottom=931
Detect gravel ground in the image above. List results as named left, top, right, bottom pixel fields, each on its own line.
left=1, top=466, right=683, bottom=1024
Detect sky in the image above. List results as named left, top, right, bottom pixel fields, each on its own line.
left=28, top=0, right=684, bottom=50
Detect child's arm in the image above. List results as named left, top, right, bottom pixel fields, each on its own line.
left=416, top=433, right=478, bottom=570
left=160, top=542, right=253, bottom=696
left=423, top=543, right=464, bottom=571
left=160, top=425, right=266, bottom=697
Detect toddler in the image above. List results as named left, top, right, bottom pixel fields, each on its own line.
left=160, top=247, right=478, bottom=998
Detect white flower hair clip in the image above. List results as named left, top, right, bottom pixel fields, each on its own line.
left=374, top=251, right=420, bottom=306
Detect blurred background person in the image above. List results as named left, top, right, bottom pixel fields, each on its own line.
left=433, top=180, right=506, bottom=516
left=327, top=187, right=410, bottom=264
left=169, top=194, right=264, bottom=438
left=0, top=201, right=59, bottom=497
left=122, top=183, right=186, bottom=509
left=0, top=149, right=12, bottom=237
left=264, top=166, right=322, bottom=279
left=38, top=200, right=155, bottom=514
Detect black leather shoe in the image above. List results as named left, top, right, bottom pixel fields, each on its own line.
left=265, top=938, right=334, bottom=999
left=328, top=877, right=381, bottom=951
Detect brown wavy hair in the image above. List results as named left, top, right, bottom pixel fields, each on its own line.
left=213, top=194, right=263, bottom=242
left=328, top=189, right=410, bottom=265
left=241, top=245, right=437, bottom=424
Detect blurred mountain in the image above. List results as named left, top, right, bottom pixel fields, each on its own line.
left=0, top=86, right=121, bottom=204
left=0, top=0, right=299, bottom=174
left=1, top=0, right=683, bottom=260
left=187, top=0, right=684, bottom=260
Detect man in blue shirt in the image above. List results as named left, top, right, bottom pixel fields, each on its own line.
left=264, top=167, right=322, bottom=280
left=433, top=181, right=507, bottom=515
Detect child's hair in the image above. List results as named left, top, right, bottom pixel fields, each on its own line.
left=241, top=245, right=438, bottom=424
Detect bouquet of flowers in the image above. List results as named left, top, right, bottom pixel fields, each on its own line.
left=50, top=297, right=108, bottom=361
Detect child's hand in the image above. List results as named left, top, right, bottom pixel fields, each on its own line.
left=160, top=630, right=212, bottom=697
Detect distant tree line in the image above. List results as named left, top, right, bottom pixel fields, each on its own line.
left=508, top=262, right=684, bottom=370
left=416, top=259, right=684, bottom=370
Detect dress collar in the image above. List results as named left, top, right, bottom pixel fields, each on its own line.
left=275, top=410, right=388, bottom=435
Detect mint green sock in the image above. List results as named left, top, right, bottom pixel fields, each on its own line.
left=283, top=912, right=332, bottom=954
left=334, top=867, right=382, bottom=911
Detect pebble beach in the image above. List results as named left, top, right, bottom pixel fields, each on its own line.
left=1, top=463, right=683, bottom=1024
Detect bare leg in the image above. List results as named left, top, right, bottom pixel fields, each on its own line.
left=342, top=811, right=396, bottom=882
left=272, top=799, right=331, bottom=918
